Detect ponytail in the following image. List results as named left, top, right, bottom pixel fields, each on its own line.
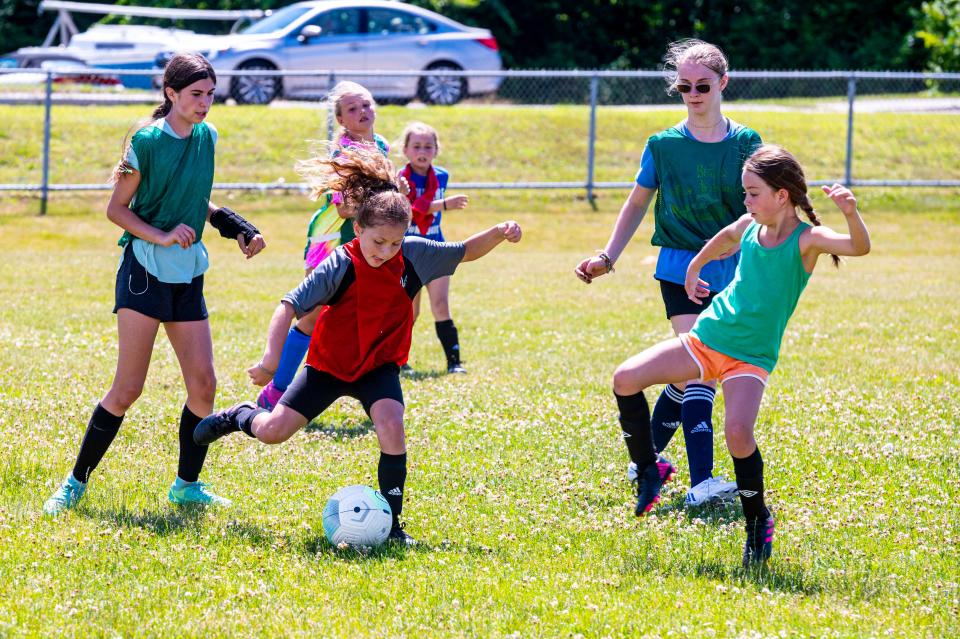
left=112, top=52, right=215, bottom=183
left=795, top=192, right=840, bottom=267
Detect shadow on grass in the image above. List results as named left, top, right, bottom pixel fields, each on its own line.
left=304, top=418, right=375, bottom=439
left=86, top=504, right=206, bottom=536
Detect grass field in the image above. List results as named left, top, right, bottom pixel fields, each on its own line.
left=0, top=180, right=958, bottom=636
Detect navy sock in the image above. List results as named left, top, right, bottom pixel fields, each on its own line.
left=378, top=452, right=408, bottom=525
left=72, top=403, right=124, bottom=483
left=177, top=405, right=207, bottom=483
left=681, top=384, right=716, bottom=487
left=614, top=391, right=656, bottom=468
left=273, top=327, right=311, bottom=391
left=732, top=447, right=768, bottom=521
left=651, top=384, right=684, bottom=453
left=435, top=319, right=461, bottom=366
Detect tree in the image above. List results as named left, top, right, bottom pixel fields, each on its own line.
left=913, top=0, right=960, bottom=72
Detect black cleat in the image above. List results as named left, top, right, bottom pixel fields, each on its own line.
left=387, top=521, right=418, bottom=546
left=193, top=401, right=257, bottom=446
left=742, top=514, right=775, bottom=568
left=446, top=362, right=467, bottom=374
left=634, top=455, right=675, bottom=516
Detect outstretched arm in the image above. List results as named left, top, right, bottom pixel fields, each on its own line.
left=804, top=184, right=871, bottom=258
left=429, top=194, right=469, bottom=214
left=247, top=301, right=297, bottom=386
left=575, top=184, right=656, bottom=283
left=462, top=221, right=522, bottom=262
left=684, top=214, right=753, bottom=304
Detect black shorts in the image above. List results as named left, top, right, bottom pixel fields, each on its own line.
left=113, top=243, right=208, bottom=322
left=279, top=363, right=404, bottom=420
left=659, top=279, right=717, bottom=320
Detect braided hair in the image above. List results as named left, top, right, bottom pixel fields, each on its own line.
left=744, top=145, right=841, bottom=267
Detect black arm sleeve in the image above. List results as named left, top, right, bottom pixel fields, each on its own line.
left=210, top=206, right=260, bottom=243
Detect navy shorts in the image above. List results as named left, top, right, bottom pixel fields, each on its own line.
left=279, top=363, right=404, bottom=420
left=113, top=243, right=208, bottom=322
left=659, top=279, right=718, bottom=320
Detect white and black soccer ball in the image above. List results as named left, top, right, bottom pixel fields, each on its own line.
left=322, top=485, right=392, bottom=548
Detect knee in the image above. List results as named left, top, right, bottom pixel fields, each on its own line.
left=110, top=382, right=144, bottom=412
left=376, top=415, right=406, bottom=448
left=612, top=365, right=641, bottom=396
left=188, top=371, right=217, bottom=405
left=725, top=422, right=756, bottom=457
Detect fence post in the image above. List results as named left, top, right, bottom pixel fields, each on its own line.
left=844, top=73, right=857, bottom=187
left=326, top=71, right=336, bottom=142
left=586, top=73, right=599, bottom=210
left=40, top=71, right=53, bottom=216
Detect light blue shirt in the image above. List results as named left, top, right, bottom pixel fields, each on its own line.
left=125, top=118, right=218, bottom=284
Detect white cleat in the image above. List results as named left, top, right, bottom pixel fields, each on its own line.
left=684, top=475, right=739, bottom=508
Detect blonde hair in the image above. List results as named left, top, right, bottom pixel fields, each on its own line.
left=324, top=81, right=375, bottom=139
left=663, top=39, right=729, bottom=95
left=743, top=145, right=841, bottom=268
left=399, top=121, right=441, bottom=155
left=296, top=145, right=410, bottom=229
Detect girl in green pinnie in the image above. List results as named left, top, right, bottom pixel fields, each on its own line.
left=43, top=53, right=266, bottom=515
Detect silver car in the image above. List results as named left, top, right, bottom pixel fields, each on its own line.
left=159, top=0, right=502, bottom=105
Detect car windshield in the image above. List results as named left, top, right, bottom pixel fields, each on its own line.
left=240, top=5, right=313, bottom=35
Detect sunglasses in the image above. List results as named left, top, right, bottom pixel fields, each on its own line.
left=675, top=79, right=718, bottom=94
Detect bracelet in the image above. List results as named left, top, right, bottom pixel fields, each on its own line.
left=598, top=251, right=615, bottom=274
left=443, top=199, right=447, bottom=210
left=256, top=362, right=276, bottom=376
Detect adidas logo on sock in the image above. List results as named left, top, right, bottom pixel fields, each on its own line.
left=690, top=421, right=712, bottom=434
left=387, top=488, right=403, bottom=496
left=663, top=420, right=681, bottom=430
left=739, top=489, right=758, bottom=498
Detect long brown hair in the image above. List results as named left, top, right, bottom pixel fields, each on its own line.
left=744, top=145, right=840, bottom=267
left=112, top=52, right=216, bottom=182
left=296, top=145, right=410, bottom=229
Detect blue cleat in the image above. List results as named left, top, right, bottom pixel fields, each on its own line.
left=43, top=474, right=87, bottom=516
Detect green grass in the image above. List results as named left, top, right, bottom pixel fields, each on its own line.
left=0, top=184, right=958, bottom=636
left=1, top=101, right=959, bottom=197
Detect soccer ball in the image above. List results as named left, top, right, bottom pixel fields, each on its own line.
left=322, top=485, right=392, bottom=548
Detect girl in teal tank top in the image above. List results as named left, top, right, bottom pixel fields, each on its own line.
left=43, top=53, right=266, bottom=517
left=608, top=145, right=871, bottom=568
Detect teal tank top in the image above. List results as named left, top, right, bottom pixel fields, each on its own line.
left=691, top=221, right=811, bottom=373
left=647, top=126, right=762, bottom=251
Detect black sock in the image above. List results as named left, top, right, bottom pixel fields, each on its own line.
left=435, top=319, right=461, bottom=366
left=177, top=405, right=207, bottom=483
left=651, top=384, right=683, bottom=453
left=236, top=404, right=265, bottom=438
left=732, top=446, right=768, bottom=521
left=615, top=391, right=657, bottom=468
left=681, top=384, right=716, bottom=487
left=72, top=403, right=124, bottom=483
left=378, top=452, right=407, bottom=526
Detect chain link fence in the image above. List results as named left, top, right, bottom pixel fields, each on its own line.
left=1, top=67, right=959, bottom=214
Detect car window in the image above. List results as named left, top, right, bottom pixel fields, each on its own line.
left=241, top=5, right=313, bottom=35
left=366, top=9, right=436, bottom=36
left=305, top=9, right=362, bottom=36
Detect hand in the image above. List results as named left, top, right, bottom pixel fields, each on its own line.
left=246, top=361, right=275, bottom=387
left=574, top=256, right=609, bottom=284
left=238, top=233, right=266, bottom=259
left=684, top=270, right=711, bottom=304
left=822, top=183, right=858, bottom=216
left=445, top=194, right=469, bottom=210
left=159, top=223, right=196, bottom=249
left=497, top=220, right=522, bottom=243
left=396, top=174, right=411, bottom=196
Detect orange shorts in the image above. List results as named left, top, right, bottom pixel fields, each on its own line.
left=679, top=333, right=769, bottom=386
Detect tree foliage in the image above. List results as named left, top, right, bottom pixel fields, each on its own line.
left=913, top=0, right=960, bottom=72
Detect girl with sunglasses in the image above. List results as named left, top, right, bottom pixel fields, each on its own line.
left=575, top=39, right=762, bottom=512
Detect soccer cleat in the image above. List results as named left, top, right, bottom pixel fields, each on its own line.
left=627, top=454, right=674, bottom=485
left=627, top=461, right=638, bottom=483
left=168, top=480, right=232, bottom=507
left=742, top=514, right=775, bottom=568
left=400, top=363, right=415, bottom=376
left=256, top=381, right=283, bottom=411
left=684, top=475, right=739, bottom=508
left=43, top=474, right=87, bottom=516
left=193, top=401, right=257, bottom=446
left=447, top=363, right=467, bottom=374
left=387, top=521, right=418, bottom=546
left=634, top=455, right=676, bottom=516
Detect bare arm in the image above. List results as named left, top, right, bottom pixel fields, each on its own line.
left=462, top=221, right=522, bottom=263
left=684, top=214, right=753, bottom=304
left=106, top=171, right=196, bottom=248
left=246, top=301, right=297, bottom=386
left=575, top=183, right=656, bottom=283
left=802, top=184, right=871, bottom=265
left=428, top=194, right=469, bottom=214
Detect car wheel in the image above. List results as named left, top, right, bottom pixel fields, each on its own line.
left=419, top=63, right=466, bottom=105
left=230, top=60, right=281, bottom=105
